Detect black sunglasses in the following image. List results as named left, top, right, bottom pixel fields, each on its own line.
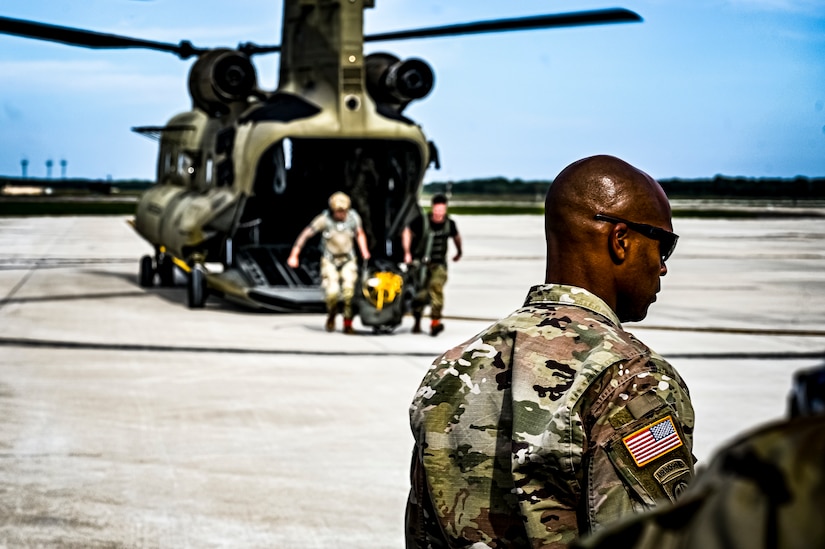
left=594, top=213, right=679, bottom=263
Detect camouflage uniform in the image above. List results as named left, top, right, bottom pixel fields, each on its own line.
left=406, top=284, right=695, bottom=549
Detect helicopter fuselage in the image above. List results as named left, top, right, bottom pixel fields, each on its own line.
left=132, top=0, right=435, bottom=316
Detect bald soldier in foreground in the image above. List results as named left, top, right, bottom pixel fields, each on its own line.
left=405, top=155, right=695, bottom=548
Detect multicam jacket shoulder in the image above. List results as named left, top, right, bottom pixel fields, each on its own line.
left=406, top=284, right=695, bottom=549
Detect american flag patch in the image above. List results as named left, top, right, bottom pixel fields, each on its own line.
left=622, top=416, right=683, bottom=467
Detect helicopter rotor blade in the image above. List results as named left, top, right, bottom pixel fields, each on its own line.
left=0, top=8, right=640, bottom=60
left=237, top=42, right=281, bottom=57
left=239, top=8, right=642, bottom=57
left=0, top=15, right=205, bottom=59
left=364, top=8, right=642, bottom=43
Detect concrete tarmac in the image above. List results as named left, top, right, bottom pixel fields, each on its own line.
left=1, top=213, right=824, bottom=548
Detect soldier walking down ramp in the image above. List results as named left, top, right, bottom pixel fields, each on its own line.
left=402, top=193, right=463, bottom=336
left=405, top=155, right=695, bottom=548
left=287, top=192, right=371, bottom=334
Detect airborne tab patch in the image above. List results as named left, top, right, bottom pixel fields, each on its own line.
left=622, top=415, right=683, bottom=467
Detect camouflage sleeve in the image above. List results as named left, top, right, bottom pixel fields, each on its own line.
left=580, top=355, right=695, bottom=534
left=508, top=335, right=591, bottom=548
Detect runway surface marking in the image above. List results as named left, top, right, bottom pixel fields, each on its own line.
left=1, top=336, right=822, bottom=360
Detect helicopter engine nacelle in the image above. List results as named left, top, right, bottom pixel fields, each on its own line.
left=365, top=53, right=434, bottom=113
left=188, top=48, right=258, bottom=116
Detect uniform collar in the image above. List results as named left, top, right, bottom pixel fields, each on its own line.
left=524, top=284, right=622, bottom=327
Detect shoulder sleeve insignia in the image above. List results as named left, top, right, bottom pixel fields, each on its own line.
left=622, top=415, right=683, bottom=467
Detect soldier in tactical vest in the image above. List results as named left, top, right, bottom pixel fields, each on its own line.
left=287, top=192, right=371, bottom=334
left=405, top=155, right=695, bottom=548
left=402, top=193, right=463, bottom=336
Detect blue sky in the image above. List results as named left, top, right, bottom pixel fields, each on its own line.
left=1, top=0, right=823, bottom=182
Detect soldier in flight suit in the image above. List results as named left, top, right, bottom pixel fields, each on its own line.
left=405, top=155, right=695, bottom=548
left=402, top=193, right=463, bottom=336
left=287, top=192, right=371, bottom=334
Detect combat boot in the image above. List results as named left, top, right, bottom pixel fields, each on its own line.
left=412, top=314, right=422, bottom=334
left=325, top=311, right=336, bottom=332
left=430, top=319, right=444, bottom=337
left=343, top=318, right=355, bottom=335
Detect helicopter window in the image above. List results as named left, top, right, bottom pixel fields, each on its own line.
left=162, top=150, right=173, bottom=176
left=205, top=157, right=214, bottom=186
left=272, top=143, right=287, bottom=195
left=283, top=139, right=292, bottom=170
left=178, top=153, right=195, bottom=177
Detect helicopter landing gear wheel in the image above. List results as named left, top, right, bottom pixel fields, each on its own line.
left=157, top=254, right=175, bottom=287
left=139, top=255, right=155, bottom=288
left=187, top=264, right=207, bottom=308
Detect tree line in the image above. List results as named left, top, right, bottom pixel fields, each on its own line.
left=425, top=175, right=825, bottom=200
left=4, top=174, right=825, bottom=200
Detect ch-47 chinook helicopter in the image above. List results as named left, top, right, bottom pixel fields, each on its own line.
left=0, top=2, right=641, bottom=329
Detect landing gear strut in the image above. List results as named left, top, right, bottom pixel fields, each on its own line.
left=157, top=254, right=176, bottom=287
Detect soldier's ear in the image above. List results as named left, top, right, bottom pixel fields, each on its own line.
left=608, top=223, right=630, bottom=264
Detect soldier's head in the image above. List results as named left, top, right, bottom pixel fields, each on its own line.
left=544, top=155, right=677, bottom=322
left=329, top=192, right=351, bottom=221
left=431, top=193, right=448, bottom=223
